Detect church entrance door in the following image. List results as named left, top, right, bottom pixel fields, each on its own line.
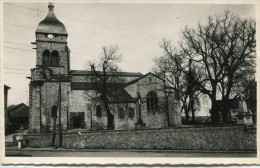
left=70, top=112, right=85, bottom=129
left=73, top=116, right=81, bottom=128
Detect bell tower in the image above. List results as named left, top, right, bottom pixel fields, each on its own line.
left=34, top=2, right=70, bottom=76
left=29, top=3, right=70, bottom=133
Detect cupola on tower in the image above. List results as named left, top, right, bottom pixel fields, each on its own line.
left=35, top=2, right=70, bottom=76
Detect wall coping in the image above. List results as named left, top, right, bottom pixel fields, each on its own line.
left=25, top=125, right=252, bottom=136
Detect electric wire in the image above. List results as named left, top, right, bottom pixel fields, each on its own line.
left=4, top=3, right=163, bottom=39
left=4, top=41, right=151, bottom=66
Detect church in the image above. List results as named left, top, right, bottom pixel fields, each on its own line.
left=28, top=3, right=181, bottom=133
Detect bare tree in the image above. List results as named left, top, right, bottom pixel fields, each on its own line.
left=159, top=11, right=256, bottom=124
left=89, top=45, right=122, bottom=130
left=154, top=42, right=200, bottom=123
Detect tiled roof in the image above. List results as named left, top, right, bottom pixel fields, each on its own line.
left=125, top=72, right=165, bottom=86
left=71, top=82, right=136, bottom=103
left=8, top=103, right=24, bottom=111
left=107, top=86, right=136, bottom=103
left=70, top=70, right=143, bottom=77
left=8, top=103, right=29, bottom=117
left=71, top=82, right=98, bottom=90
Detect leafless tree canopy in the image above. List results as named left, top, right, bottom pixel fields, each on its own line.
left=154, top=42, right=201, bottom=123
left=88, top=45, right=122, bottom=130
left=155, top=11, right=256, bottom=124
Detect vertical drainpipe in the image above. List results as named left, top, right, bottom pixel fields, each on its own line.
left=90, top=107, right=92, bottom=131
left=46, top=82, right=48, bottom=131
left=39, top=84, right=42, bottom=133
left=67, top=92, right=69, bottom=130
left=67, top=87, right=69, bottom=130
left=66, top=45, right=70, bottom=130
left=66, top=45, right=70, bottom=76
left=125, top=103, right=128, bottom=129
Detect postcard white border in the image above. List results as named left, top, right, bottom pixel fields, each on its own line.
left=1, top=0, right=259, bottom=165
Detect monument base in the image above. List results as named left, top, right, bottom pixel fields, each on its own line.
left=237, top=112, right=253, bottom=125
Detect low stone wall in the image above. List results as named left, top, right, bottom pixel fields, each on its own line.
left=24, top=126, right=256, bottom=151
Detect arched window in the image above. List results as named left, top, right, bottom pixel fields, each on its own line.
left=118, top=107, right=125, bottom=119
left=146, top=97, right=150, bottom=111
left=42, top=50, right=50, bottom=65
left=146, top=91, right=158, bottom=111
left=51, top=50, right=59, bottom=66
left=96, top=105, right=102, bottom=118
left=128, top=107, right=135, bottom=119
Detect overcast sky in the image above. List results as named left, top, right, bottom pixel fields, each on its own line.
left=3, top=2, right=255, bottom=115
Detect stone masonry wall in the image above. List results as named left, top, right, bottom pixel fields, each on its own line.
left=69, top=90, right=94, bottom=130
left=125, top=73, right=181, bottom=128
left=29, top=81, right=70, bottom=133
left=24, top=126, right=256, bottom=151
left=36, top=33, right=69, bottom=75
left=29, top=83, right=41, bottom=133
left=69, top=90, right=138, bottom=130
left=40, top=82, right=70, bottom=132
left=112, top=103, right=137, bottom=130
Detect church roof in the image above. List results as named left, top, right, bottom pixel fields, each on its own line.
left=36, top=3, right=67, bottom=35
left=125, top=72, right=164, bottom=86
left=107, top=86, right=136, bottom=103
left=70, top=70, right=143, bottom=77
left=71, top=82, right=136, bottom=103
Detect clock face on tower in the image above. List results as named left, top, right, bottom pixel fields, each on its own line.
left=47, top=34, right=54, bottom=39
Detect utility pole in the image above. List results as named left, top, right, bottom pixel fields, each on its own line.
left=90, top=107, right=93, bottom=131
left=26, top=90, right=29, bottom=105
left=67, top=86, right=71, bottom=131
left=52, top=92, right=58, bottom=147
left=67, top=90, right=69, bottom=130
left=58, top=72, right=62, bottom=148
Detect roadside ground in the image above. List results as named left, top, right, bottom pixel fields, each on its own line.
left=5, top=142, right=256, bottom=157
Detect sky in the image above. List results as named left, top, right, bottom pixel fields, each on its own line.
left=3, top=2, right=256, bottom=115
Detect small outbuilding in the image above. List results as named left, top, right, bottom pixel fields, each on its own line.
left=8, top=103, right=29, bottom=130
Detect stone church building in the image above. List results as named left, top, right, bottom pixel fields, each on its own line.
left=28, top=3, right=181, bottom=133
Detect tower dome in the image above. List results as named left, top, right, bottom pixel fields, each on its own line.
left=36, top=2, right=67, bottom=35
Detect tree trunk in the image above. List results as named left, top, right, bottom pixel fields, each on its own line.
left=184, top=107, right=190, bottom=122
left=209, top=85, right=220, bottom=124
left=190, top=97, right=195, bottom=123
left=103, top=97, right=114, bottom=130
left=101, top=72, right=115, bottom=130
left=191, top=110, right=195, bottom=123
left=185, top=113, right=190, bottom=122
left=222, top=78, right=233, bottom=124
left=210, top=99, right=220, bottom=125
left=222, top=101, right=229, bottom=124
left=106, top=109, right=114, bottom=130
